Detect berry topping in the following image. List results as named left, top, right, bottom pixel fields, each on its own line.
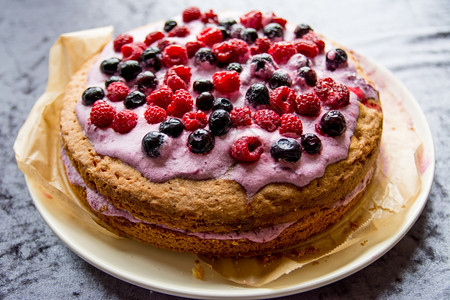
left=212, top=98, right=233, bottom=112
left=141, top=47, right=162, bottom=71
left=118, top=60, right=142, bottom=82
left=197, top=27, right=223, bottom=46
left=209, top=109, right=231, bottom=136
left=231, top=136, right=263, bottom=162
left=245, top=83, right=270, bottom=107
left=240, top=10, right=263, bottom=30
left=314, top=78, right=350, bottom=108
left=250, top=37, right=272, bottom=55
left=164, top=65, right=191, bottom=91
left=182, top=110, right=208, bottom=131
left=241, top=28, right=259, bottom=44
left=270, top=138, right=302, bottom=162
left=295, top=92, right=321, bottom=116
left=219, top=18, right=237, bottom=29
left=193, top=79, right=214, bottom=94
left=162, top=45, right=188, bottom=67
left=113, top=34, right=133, bottom=52
left=121, top=43, right=144, bottom=61
left=261, top=12, right=287, bottom=28
left=82, top=87, right=105, bottom=106
left=167, top=26, right=190, bottom=37
left=147, top=86, right=173, bottom=109
left=293, top=39, right=319, bottom=58
left=167, top=89, right=194, bottom=117
left=226, top=62, right=243, bottom=73
left=253, top=109, right=281, bottom=132
left=194, top=47, right=216, bottom=67
left=301, top=133, right=322, bottom=154
left=229, top=24, right=246, bottom=39
left=160, top=118, right=184, bottom=137
left=326, top=48, right=348, bottom=71
left=112, top=109, right=138, bottom=134
left=269, top=86, right=296, bottom=114
left=144, top=106, right=167, bottom=124
left=297, top=66, right=317, bottom=87
left=279, top=113, right=303, bottom=138
left=142, top=131, right=167, bottom=158
left=186, top=41, right=206, bottom=58
left=124, top=90, right=146, bottom=109
left=106, top=81, right=130, bottom=102
left=212, top=70, right=241, bottom=94
left=217, top=26, right=229, bottom=40
left=212, top=38, right=250, bottom=65
left=250, top=53, right=278, bottom=79
left=294, top=24, right=312, bottom=38
left=196, top=92, right=214, bottom=111
left=187, top=129, right=215, bottom=154
left=317, top=110, right=346, bottom=136
left=182, top=6, right=202, bottom=22
left=302, top=32, right=325, bottom=53
left=90, top=100, right=115, bottom=128
left=200, top=9, right=219, bottom=24
left=165, top=73, right=187, bottom=92
left=156, top=39, right=175, bottom=51
left=144, top=31, right=165, bottom=46
left=230, top=106, right=252, bottom=127
left=268, top=41, right=297, bottom=64
left=136, top=71, right=158, bottom=92
left=105, top=76, right=124, bottom=88
left=164, top=20, right=177, bottom=32
left=263, top=23, right=284, bottom=41
left=269, top=70, right=292, bottom=89
left=100, top=57, right=121, bottom=75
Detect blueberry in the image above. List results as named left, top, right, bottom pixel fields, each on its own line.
left=229, top=24, right=245, bottom=39
left=141, top=47, right=162, bottom=71
left=136, top=71, right=158, bottom=91
left=294, top=24, right=312, bottom=38
left=251, top=54, right=275, bottom=71
left=318, top=110, right=346, bottom=136
left=100, top=57, right=121, bottom=75
left=124, top=90, right=146, bottom=109
left=82, top=87, right=104, bottom=106
left=301, top=133, right=322, bottom=154
left=226, top=62, right=243, bottom=73
left=217, top=26, right=229, bottom=40
left=159, top=118, right=184, bottom=138
left=212, top=98, right=233, bottom=112
left=270, top=138, right=302, bottom=162
left=241, top=28, right=258, bottom=44
left=196, top=92, right=214, bottom=111
left=187, top=129, right=215, bottom=154
left=105, top=76, right=123, bottom=88
left=118, top=60, right=142, bottom=82
left=193, top=79, right=214, bottom=94
left=245, top=83, right=270, bottom=107
left=326, top=48, right=348, bottom=71
left=194, top=48, right=216, bottom=66
left=263, top=23, right=284, bottom=41
left=218, top=18, right=237, bottom=30
left=297, top=66, right=317, bottom=86
left=208, top=109, right=231, bottom=136
left=269, top=70, right=292, bottom=89
left=142, top=131, right=166, bottom=158
left=164, top=20, right=177, bottom=32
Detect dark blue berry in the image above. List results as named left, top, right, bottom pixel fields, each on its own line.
left=187, top=129, right=215, bottom=154
left=217, top=26, right=229, bottom=40
left=208, top=109, right=231, bottom=136
left=251, top=53, right=275, bottom=71
left=141, top=47, right=162, bottom=71
left=270, top=138, right=302, bottom=162
left=100, top=57, right=121, bottom=75
left=245, top=83, right=270, bottom=107
left=297, top=66, right=317, bottom=86
left=241, top=28, right=258, bottom=44
left=105, top=76, right=123, bottom=88
left=226, top=62, right=243, bottom=73
left=212, top=98, right=233, bottom=112
left=118, top=60, right=142, bottom=82
left=136, top=71, right=158, bottom=91
left=194, top=48, right=216, bottom=66
left=326, top=48, right=348, bottom=71
left=193, top=79, right=214, bottom=93
left=294, top=24, right=312, bottom=38
left=229, top=24, right=245, bottom=39
left=269, top=70, right=292, bottom=89
left=196, top=92, right=214, bottom=111
left=142, top=131, right=166, bottom=158
left=164, top=20, right=177, bottom=32
left=301, top=133, right=322, bottom=154
left=263, top=23, right=284, bottom=41
left=318, top=110, right=346, bottom=136
left=82, top=87, right=104, bottom=106
left=124, top=90, right=146, bottom=109
left=159, top=118, right=184, bottom=138
left=218, top=18, right=237, bottom=30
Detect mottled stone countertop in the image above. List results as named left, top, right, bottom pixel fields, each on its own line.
left=1, top=0, right=449, bottom=299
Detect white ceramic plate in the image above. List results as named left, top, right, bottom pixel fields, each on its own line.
left=27, top=55, right=435, bottom=299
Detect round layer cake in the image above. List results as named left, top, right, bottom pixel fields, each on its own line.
left=60, top=8, right=383, bottom=257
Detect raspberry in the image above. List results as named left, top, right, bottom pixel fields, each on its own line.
left=162, top=45, right=188, bottom=67
left=113, top=34, right=133, bottom=52
left=144, top=31, right=165, bottom=46
left=182, top=110, right=208, bottom=131
left=279, top=113, right=303, bottom=138
left=168, top=65, right=192, bottom=83
left=230, top=106, right=252, bottom=127
left=146, top=86, right=173, bottom=109
left=200, top=9, right=218, bottom=24
left=253, top=109, right=281, bottom=132
left=261, top=12, right=287, bottom=28
left=182, top=6, right=201, bottom=22
left=212, top=71, right=241, bottom=94
left=90, top=100, right=115, bottom=128
left=268, top=42, right=297, bottom=64
left=165, top=74, right=187, bottom=91
left=167, top=26, right=190, bottom=37
left=295, top=92, right=321, bottom=116
left=269, top=86, right=296, bottom=114
left=314, top=78, right=350, bottom=108
left=121, top=43, right=144, bottom=61
left=302, top=31, right=325, bottom=53
left=144, top=106, right=167, bottom=124
left=156, top=39, right=175, bottom=51
left=186, top=41, right=206, bottom=58
left=167, top=89, right=194, bottom=117
left=112, top=110, right=138, bottom=133
left=164, top=65, right=191, bottom=91
left=106, top=81, right=130, bottom=102
left=231, top=136, right=263, bottom=162
left=250, top=37, right=272, bottom=55
left=197, top=27, right=223, bottom=47
left=240, top=10, right=263, bottom=30
left=314, top=77, right=335, bottom=100
left=212, top=39, right=250, bottom=64
left=293, top=39, right=319, bottom=58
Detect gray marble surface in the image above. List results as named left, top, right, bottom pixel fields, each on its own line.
left=1, top=0, right=449, bottom=299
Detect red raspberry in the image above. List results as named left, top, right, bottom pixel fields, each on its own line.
left=314, top=78, right=350, bottom=108
left=182, top=110, right=208, bottom=131
left=146, top=86, right=173, bottom=109
left=167, top=26, right=190, bottom=37
left=212, top=39, right=250, bottom=64
left=121, top=43, right=144, bottom=61
left=212, top=71, right=241, bottom=94
left=90, top=100, right=115, bottom=128
left=144, top=106, right=167, bottom=124
left=134, top=42, right=148, bottom=51
left=230, top=106, right=252, bottom=127
left=197, top=27, right=223, bottom=47
left=231, top=136, right=264, bottom=162
left=250, top=37, right=272, bottom=55
left=113, top=34, right=133, bottom=52
left=253, top=109, right=281, bottom=132
left=156, top=39, right=175, bottom=51
left=167, top=90, right=194, bottom=117
left=164, top=65, right=191, bottom=91
left=314, top=77, right=335, bottom=100
left=293, top=39, right=319, bottom=58
left=186, top=41, right=206, bottom=58
left=112, top=110, right=138, bottom=133
left=182, top=6, right=202, bottom=22
left=106, top=82, right=130, bottom=102
left=295, top=92, right=321, bottom=116
left=261, top=12, right=287, bottom=28
left=303, top=32, right=325, bottom=53
left=166, top=65, right=191, bottom=83
left=165, top=74, right=187, bottom=91
left=200, top=9, right=218, bottom=24
left=268, top=42, right=297, bottom=64
left=279, top=113, right=303, bottom=138
left=162, top=45, right=188, bottom=67
left=144, top=31, right=165, bottom=46
left=240, top=10, right=263, bottom=30
left=269, top=86, right=296, bottom=114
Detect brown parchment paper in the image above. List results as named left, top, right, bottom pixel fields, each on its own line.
left=14, top=28, right=424, bottom=287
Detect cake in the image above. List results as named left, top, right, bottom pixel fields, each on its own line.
left=60, top=8, right=383, bottom=257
